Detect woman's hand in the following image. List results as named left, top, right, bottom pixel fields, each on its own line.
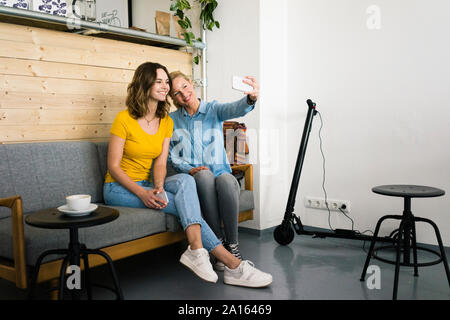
left=138, top=188, right=167, bottom=209
left=189, top=166, right=209, bottom=176
left=243, top=76, right=259, bottom=102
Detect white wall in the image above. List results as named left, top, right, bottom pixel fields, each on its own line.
left=131, top=0, right=200, bottom=38
left=257, top=0, right=290, bottom=230
left=285, top=0, right=450, bottom=246
left=209, top=0, right=450, bottom=246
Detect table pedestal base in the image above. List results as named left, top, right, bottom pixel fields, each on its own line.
left=27, top=227, right=123, bottom=300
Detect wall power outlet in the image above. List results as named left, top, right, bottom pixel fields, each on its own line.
left=304, top=196, right=351, bottom=214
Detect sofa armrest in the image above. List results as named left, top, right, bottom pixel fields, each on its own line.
left=0, top=195, right=27, bottom=288
left=0, top=195, right=21, bottom=209
left=231, top=164, right=253, bottom=191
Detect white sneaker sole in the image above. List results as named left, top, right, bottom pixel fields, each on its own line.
left=180, top=254, right=218, bottom=283
left=223, top=275, right=273, bottom=288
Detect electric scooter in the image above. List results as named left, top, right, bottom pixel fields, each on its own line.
left=273, top=99, right=394, bottom=245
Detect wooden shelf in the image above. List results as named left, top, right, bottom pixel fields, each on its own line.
left=0, top=6, right=205, bottom=50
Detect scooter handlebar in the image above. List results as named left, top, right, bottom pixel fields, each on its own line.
left=306, top=99, right=316, bottom=109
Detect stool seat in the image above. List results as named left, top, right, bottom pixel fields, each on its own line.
left=372, top=185, right=445, bottom=198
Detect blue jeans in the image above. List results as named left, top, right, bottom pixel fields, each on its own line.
left=103, top=174, right=221, bottom=252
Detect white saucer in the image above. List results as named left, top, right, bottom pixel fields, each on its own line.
left=57, top=204, right=98, bottom=217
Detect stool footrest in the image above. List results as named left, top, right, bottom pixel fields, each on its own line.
left=372, top=245, right=443, bottom=267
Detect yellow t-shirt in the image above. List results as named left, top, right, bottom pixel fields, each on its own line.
left=104, top=109, right=174, bottom=183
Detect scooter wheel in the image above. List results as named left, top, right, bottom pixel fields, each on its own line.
left=274, top=224, right=294, bottom=245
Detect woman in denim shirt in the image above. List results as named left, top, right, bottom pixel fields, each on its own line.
left=168, top=71, right=259, bottom=271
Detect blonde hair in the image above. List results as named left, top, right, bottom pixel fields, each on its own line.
left=168, top=71, right=191, bottom=109
left=126, top=62, right=171, bottom=119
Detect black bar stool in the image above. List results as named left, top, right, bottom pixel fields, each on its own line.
left=26, top=206, right=124, bottom=300
left=360, top=185, right=450, bottom=300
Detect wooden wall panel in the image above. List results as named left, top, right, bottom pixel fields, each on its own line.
left=0, top=22, right=192, bottom=143
left=0, top=57, right=134, bottom=83
left=1, top=91, right=126, bottom=109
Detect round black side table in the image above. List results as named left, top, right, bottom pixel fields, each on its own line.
left=360, top=185, right=450, bottom=300
left=25, top=206, right=123, bottom=300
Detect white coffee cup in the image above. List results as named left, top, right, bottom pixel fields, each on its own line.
left=66, top=194, right=91, bottom=211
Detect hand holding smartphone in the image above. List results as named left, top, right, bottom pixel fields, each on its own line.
left=232, top=76, right=253, bottom=92
left=155, top=190, right=169, bottom=205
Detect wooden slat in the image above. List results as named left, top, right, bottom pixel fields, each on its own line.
left=0, top=57, right=134, bottom=83
left=0, top=91, right=126, bottom=110
left=1, top=138, right=110, bottom=145
left=0, top=22, right=189, bottom=60
left=0, top=124, right=111, bottom=142
left=1, top=74, right=127, bottom=97
left=0, top=108, right=118, bottom=125
left=0, top=264, right=16, bottom=283
left=0, top=31, right=193, bottom=72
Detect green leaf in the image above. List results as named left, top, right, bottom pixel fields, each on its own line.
left=178, top=19, right=189, bottom=29
left=215, top=21, right=220, bottom=28
left=193, top=56, right=200, bottom=65
left=170, top=1, right=179, bottom=11
left=176, top=9, right=184, bottom=19
left=183, top=32, right=193, bottom=45
left=185, top=16, right=192, bottom=28
left=181, top=0, right=191, bottom=10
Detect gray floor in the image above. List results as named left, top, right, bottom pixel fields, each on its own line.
left=1, top=229, right=449, bottom=300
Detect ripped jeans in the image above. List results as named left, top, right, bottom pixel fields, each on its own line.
left=103, top=173, right=221, bottom=252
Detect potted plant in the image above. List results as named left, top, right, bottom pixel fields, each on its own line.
left=170, top=0, right=220, bottom=64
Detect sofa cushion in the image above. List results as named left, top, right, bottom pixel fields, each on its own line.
left=80, top=205, right=167, bottom=251
left=0, top=142, right=104, bottom=219
left=0, top=205, right=167, bottom=264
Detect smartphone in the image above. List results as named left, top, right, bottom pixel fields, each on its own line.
left=232, top=76, right=253, bottom=92
left=155, top=191, right=169, bottom=204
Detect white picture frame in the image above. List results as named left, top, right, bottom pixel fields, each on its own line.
left=96, top=0, right=129, bottom=28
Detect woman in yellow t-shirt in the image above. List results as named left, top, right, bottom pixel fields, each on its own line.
left=103, top=62, right=271, bottom=287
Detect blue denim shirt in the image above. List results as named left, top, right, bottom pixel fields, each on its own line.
left=169, top=96, right=255, bottom=177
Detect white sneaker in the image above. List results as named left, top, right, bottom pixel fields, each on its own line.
left=180, top=245, right=218, bottom=283
left=224, top=260, right=272, bottom=288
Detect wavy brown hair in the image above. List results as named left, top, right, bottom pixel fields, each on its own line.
left=126, top=62, right=172, bottom=119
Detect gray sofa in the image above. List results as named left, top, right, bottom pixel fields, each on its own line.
left=0, top=141, right=255, bottom=289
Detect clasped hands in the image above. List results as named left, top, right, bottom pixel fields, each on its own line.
left=138, top=186, right=167, bottom=210
left=138, top=166, right=210, bottom=209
